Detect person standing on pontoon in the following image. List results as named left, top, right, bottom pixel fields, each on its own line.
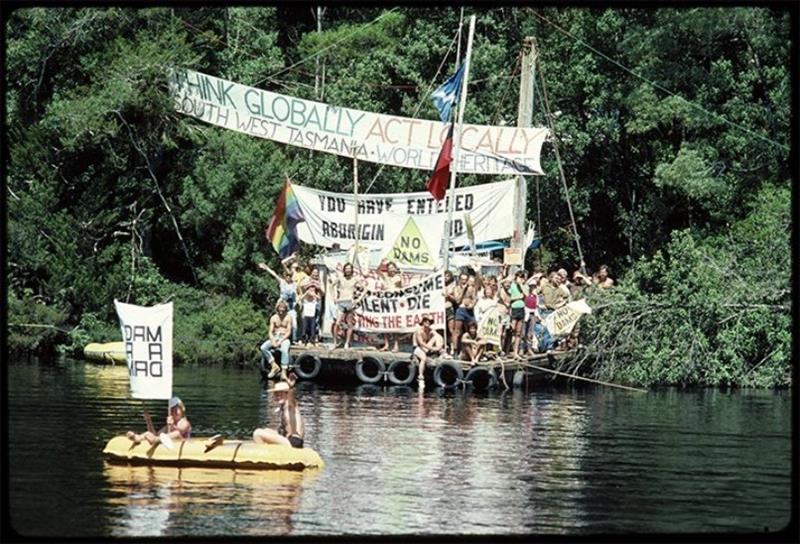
left=331, top=262, right=364, bottom=349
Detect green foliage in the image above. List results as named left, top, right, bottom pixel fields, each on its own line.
left=8, top=291, right=70, bottom=357
left=578, top=184, right=791, bottom=387
left=6, top=7, right=791, bottom=386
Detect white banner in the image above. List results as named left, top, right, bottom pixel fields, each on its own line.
left=544, top=299, right=592, bottom=337
left=354, top=271, right=446, bottom=333
left=168, top=68, right=548, bottom=175
left=114, top=300, right=174, bottom=400
left=292, top=179, right=515, bottom=251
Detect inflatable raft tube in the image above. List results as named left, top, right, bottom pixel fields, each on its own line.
left=84, top=341, right=127, bottom=364
left=102, top=435, right=324, bottom=471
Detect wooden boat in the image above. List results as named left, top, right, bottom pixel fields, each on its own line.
left=102, top=435, right=324, bottom=471
left=84, top=341, right=127, bottom=364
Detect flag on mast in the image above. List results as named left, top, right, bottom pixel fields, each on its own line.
left=265, top=178, right=305, bottom=258
left=431, top=63, right=465, bottom=122
left=426, top=123, right=454, bottom=200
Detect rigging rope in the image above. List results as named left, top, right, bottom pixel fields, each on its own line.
left=529, top=9, right=789, bottom=153
left=253, top=8, right=402, bottom=88
left=362, top=30, right=459, bottom=194
left=535, top=53, right=588, bottom=274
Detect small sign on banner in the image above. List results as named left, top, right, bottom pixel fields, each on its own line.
left=503, top=248, right=522, bottom=265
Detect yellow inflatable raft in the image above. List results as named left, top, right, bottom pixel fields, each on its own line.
left=102, top=435, right=324, bottom=471
left=84, top=341, right=127, bottom=364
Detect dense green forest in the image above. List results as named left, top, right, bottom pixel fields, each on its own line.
left=6, top=6, right=793, bottom=387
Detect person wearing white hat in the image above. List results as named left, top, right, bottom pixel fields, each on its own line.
left=126, top=396, right=192, bottom=446
left=253, top=381, right=305, bottom=448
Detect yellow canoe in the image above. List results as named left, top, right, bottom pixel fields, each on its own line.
left=84, top=341, right=127, bottom=364
left=102, top=435, right=324, bottom=471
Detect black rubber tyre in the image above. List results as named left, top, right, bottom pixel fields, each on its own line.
left=387, top=359, right=417, bottom=386
left=355, top=356, right=385, bottom=384
left=465, top=366, right=498, bottom=390
left=293, top=354, right=322, bottom=380
left=433, top=360, right=463, bottom=389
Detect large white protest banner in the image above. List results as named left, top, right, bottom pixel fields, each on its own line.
left=114, top=300, right=173, bottom=400
left=168, top=68, right=548, bottom=176
left=292, top=179, right=515, bottom=250
left=354, top=271, right=445, bottom=333
left=544, top=299, right=592, bottom=337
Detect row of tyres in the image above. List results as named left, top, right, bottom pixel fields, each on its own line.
left=290, top=353, right=512, bottom=391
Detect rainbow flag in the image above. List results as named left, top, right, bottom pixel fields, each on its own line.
left=265, top=178, right=305, bottom=259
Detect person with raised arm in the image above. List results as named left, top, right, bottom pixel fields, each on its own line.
left=253, top=376, right=305, bottom=448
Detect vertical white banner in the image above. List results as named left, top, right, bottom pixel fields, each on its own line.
left=114, top=300, right=174, bottom=400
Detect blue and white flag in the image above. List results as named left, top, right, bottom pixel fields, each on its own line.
left=431, top=63, right=465, bottom=122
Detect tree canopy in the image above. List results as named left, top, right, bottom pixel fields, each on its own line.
left=6, top=6, right=792, bottom=385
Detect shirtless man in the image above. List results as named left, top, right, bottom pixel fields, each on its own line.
left=593, top=264, right=615, bottom=288
left=332, top=262, right=363, bottom=349
left=460, top=321, right=487, bottom=365
left=260, top=300, right=293, bottom=380
left=412, top=315, right=444, bottom=386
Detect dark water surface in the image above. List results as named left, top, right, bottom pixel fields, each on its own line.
left=7, top=359, right=792, bottom=537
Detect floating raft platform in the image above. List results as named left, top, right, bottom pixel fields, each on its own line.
left=274, top=343, right=577, bottom=390
left=102, top=435, right=324, bottom=471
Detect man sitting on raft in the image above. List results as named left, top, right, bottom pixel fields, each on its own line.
left=126, top=396, right=192, bottom=446
left=412, top=315, right=444, bottom=386
left=253, top=379, right=305, bottom=448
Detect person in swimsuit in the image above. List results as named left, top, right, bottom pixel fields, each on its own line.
left=126, top=396, right=192, bottom=446
left=443, top=270, right=456, bottom=352
left=332, top=262, right=363, bottom=349
left=253, top=380, right=305, bottom=448
left=412, top=315, right=444, bottom=386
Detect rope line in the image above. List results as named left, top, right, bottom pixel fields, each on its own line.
left=529, top=9, right=789, bottom=153
left=362, top=30, right=459, bottom=194
left=253, top=8, right=402, bottom=88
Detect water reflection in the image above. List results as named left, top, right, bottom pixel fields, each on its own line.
left=8, top=361, right=793, bottom=537
left=104, top=464, right=320, bottom=537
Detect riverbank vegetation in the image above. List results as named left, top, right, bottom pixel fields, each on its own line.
left=6, top=7, right=792, bottom=385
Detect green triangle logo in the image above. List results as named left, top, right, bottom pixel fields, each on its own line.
left=389, top=217, right=433, bottom=267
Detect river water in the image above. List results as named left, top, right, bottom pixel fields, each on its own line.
left=7, top=359, right=793, bottom=538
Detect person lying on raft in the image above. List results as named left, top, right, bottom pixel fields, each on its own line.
left=460, top=321, right=487, bottom=365
left=253, top=378, right=305, bottom=449
left=126, top=396, right=192, bottom=446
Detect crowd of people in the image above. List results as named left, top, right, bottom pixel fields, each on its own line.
left=256, top=255, right=614, bottom=382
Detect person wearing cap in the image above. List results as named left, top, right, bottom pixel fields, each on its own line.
left=126, top=396, right=192, bottom=446
left=412, top=315, right=444, bottom=386
left=253, top=381, right=305, bottom=448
